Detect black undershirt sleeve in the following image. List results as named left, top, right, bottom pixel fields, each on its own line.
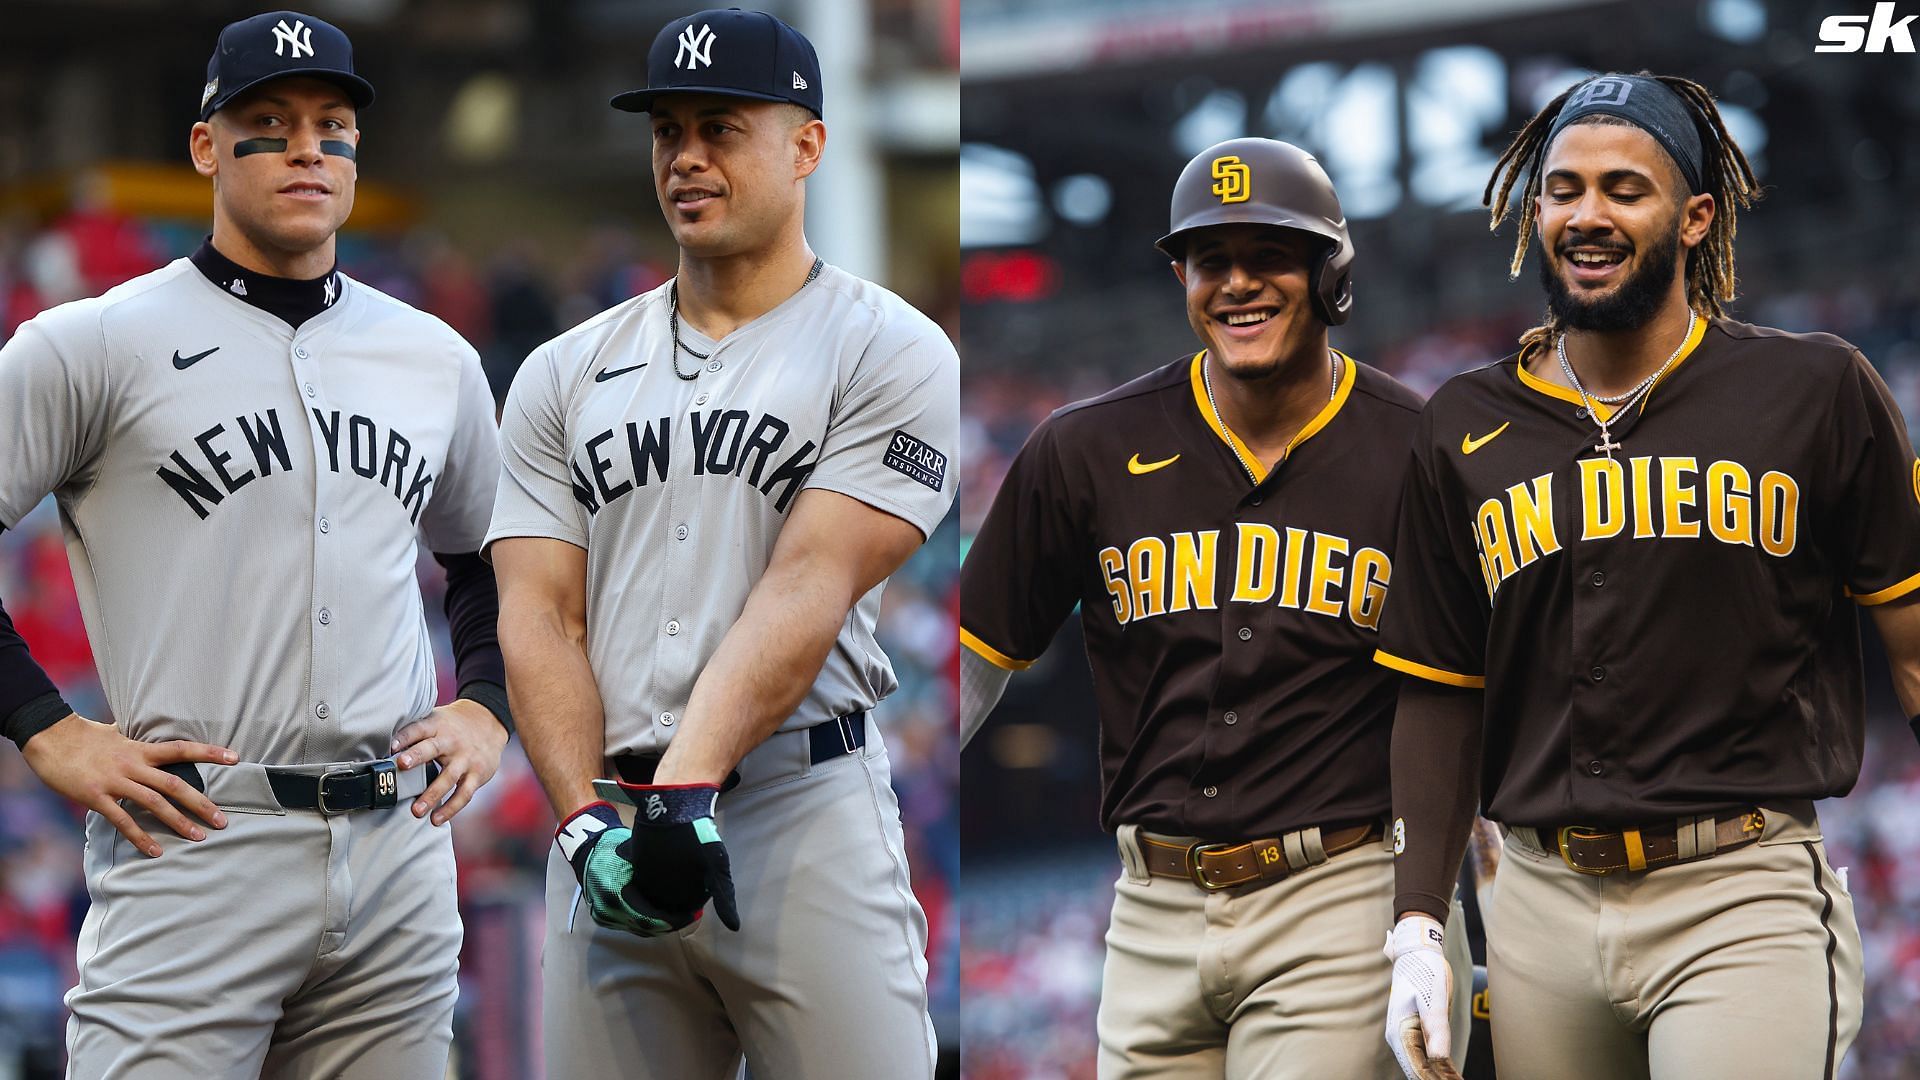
left=1390, top=679, right=1484, bottom=923
left=434, top=550, right=512, bottom=737
left=0, top=524, right=74, bottom=750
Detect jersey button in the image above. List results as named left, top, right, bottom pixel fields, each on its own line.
left=1590, top=571, right=1605, bottom=587
left=1223, top=711, right=1238, bottom=725
left=315, top=702, right=330, bottom=719
left=666, top=620, right=680, bottom=636
left=318, top=517, right=330, bottom=534
left=707, top=361, right=722, bottom=373
left=695, top=393, right=710, bottom=406
left=1588, top=760, right=1604, bottom=776
left=659, top=711, right=675, bottom=726
left=295, top=347, right=309, bottom=360
left=1202, top=785, right=1219, bottom=798
left=1237, top=627, right=1253, bottom=641
left=1250, top=496, right=1263, bottom=507
left=675, top=524, right=689, bottom=540
left=304, top=383, right=317, bottom=398
left=317, top=608, right=331, bottom=626
left=1590, top=665, right=1606, bottom=682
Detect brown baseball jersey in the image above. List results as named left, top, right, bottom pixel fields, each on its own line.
left=1377, top=316, right=1920, bottom=826
left=961, top=351, right=1423, bottom=839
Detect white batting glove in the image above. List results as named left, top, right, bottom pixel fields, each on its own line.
left=1383, top=915, right=1462, bottom=1080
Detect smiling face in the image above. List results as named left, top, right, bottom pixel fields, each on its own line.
left=190, top=76, right=358, bottom=268
left=1533, top=120, right=1713, bottom=332
left=649, top=94, right=823, bottom=260
left=1173, top=223, right=1327, bottom=380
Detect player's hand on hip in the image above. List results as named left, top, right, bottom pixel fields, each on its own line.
left=391, top=698, right=510, bottom=826
left=1384, top=914, right=1464, bottom=1080
left=614, top=781, right=740, bottom=931
left=21, top=713, right=236, bottom=858
left=554, top=801, right=709, bottom=936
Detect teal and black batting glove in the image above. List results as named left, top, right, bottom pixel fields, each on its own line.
left=555, top=801, right=701, bottom=937
left=615, top=781, right=741, bottom=932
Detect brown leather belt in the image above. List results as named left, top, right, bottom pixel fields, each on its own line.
left=1141, top=822, right=1382, bottom=891
left=1533, top=809, right=1766, bottom=875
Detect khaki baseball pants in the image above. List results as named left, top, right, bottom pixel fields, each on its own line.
left=1096, top=825, right=1472, bottom=1079
left=1488, top=800, right=1862, bottom=1080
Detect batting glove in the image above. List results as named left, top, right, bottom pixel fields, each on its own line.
left=1384, top=915, right=1463, bottom=1080
left=614, top=781, right=741, bottom=932
left=554, top=802, right=702, bottom=937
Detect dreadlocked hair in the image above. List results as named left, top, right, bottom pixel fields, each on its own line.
left=1483, top=73, right=1760, bottom=355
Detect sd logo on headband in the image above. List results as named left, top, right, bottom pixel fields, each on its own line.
left=1566, top=77, right=1633, bottom=111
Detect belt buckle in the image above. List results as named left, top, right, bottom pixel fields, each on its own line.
left=836, top=715, right=857, bottom=755
left=1186, top=841, right=1238, bottom=891
left=1557, top=825, right=1614, bottom=875
left=316, top=767, right=358, bottom=814
left=368, top=759, right=399, bottom=810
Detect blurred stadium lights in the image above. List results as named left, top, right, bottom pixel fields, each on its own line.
left=960, top=0, right=1605, bottom=80
left=1703, top=0, right=1769, bottom=42
left=989, top=723, right=1064, bottom=770
left=1051, top=173, right=1112, bottom=226
left=961, top=250, right=1061, bottom=304
left=961, top=143, right=1049, bottom=247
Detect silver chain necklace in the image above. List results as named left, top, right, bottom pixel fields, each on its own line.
left=669, top=257, right=825, bottom=381
left=1555, top=310, right=1696, bottom=459
left=1201, top=348, right=1341, bottom=481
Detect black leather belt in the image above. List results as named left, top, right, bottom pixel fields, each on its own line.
left=612, top=711, right=868, bottom=791
left=268, top=760, right=403, bottom=813
left=158, top=759, right=413, bottom=814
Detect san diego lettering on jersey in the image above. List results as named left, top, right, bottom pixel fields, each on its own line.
left=156, top=407, right=435, bottom=522
left=1097, top=524, right=1390, bottom=630
left=567, top=407, right=818, bottom=515
left=1470, top=455, right=1800, bottom=600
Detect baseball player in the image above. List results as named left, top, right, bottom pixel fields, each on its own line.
left=961, top=138, right=1470, bottom=1079
left=486, top=9, right=956, bottom=1079
left=0, top=12, right=510, bottom=1077
left=1375, top=72, right=1920, bottom=1079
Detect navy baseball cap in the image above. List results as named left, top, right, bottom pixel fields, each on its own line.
left=611, top=8, right=823, bottom=119
left=200, top=11, right=376, bottom=121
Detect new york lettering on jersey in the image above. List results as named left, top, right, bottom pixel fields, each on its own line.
left=1377, top=318, right=1920, bottom=823
left=962, top=351, right=1423, bottom=837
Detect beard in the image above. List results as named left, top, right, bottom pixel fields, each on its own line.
left=1537, top=216, right=1683, bottom=333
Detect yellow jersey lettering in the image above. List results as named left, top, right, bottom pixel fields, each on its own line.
left=1758, top=471, right=1799, bottom=557
left=1348, top=546, right=1391, bottom=629
left=1507, top=474, right=1560, bottom=565
left=1705, top=460, right=1753, bottom=547
left=1475, top=498, right=1517, bottom=589
left=1127, top=536, right=1168, bottom=619
left=1169, top=530, right=1220, bottom=614
left=1305, top=533, right=1350, bottom=618
left=1580, top=457, right=1625, bottom=540
left=1098, top=546, right=1130, bottom=625
left=1661, top=456, right=1700, bottom=539
left=1231, top=523, right=1280, bottom=604
left=1629, top=455, right=1656, bottom=539
left=1279, top=526, right=1309, bottom=610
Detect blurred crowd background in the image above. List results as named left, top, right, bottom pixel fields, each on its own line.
left=958, top=0, right=1920, bottom=1077
left=0, top=0, right=958, bottom=1077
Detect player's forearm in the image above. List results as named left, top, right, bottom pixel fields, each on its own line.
left=499, top=606, right=606, bottom=815
left=1869, top=595, right=1920, bottom=718
left=1390, top=679, right=1485, bottom=924
left=654, top=561, right=849, bottom=785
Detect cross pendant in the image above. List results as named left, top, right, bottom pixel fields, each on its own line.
left=1594, top=434, right=1621, bottom=458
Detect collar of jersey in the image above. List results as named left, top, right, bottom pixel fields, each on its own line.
left=1188, top=348, right=1356, bottom=486
left=1513, top=313, right=1708, bottom=421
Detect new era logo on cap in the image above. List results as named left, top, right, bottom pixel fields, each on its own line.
left=611, top=8, right=824, bottom=119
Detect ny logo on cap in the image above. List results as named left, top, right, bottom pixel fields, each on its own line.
left=272, top=18, right=315, bottom=59
left=1211, top=156, right=1251, bottom=204
left=676, top=23, right=716, bottom=70
left=1567, top=77, right=1633, bottom=111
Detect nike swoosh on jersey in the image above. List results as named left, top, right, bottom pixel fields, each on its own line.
left=1127, top=453, right=1181, bottom=475
left=1460, top=422, right=1511, bottom=455
left=172, top=347, right=219, bottom=370
left=595, top=363, right=648, bottom=382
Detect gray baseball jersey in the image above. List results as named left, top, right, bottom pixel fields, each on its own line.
left=0, top=259, right=499, bottom=764
left=485, top=263, right=957, bottom=755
